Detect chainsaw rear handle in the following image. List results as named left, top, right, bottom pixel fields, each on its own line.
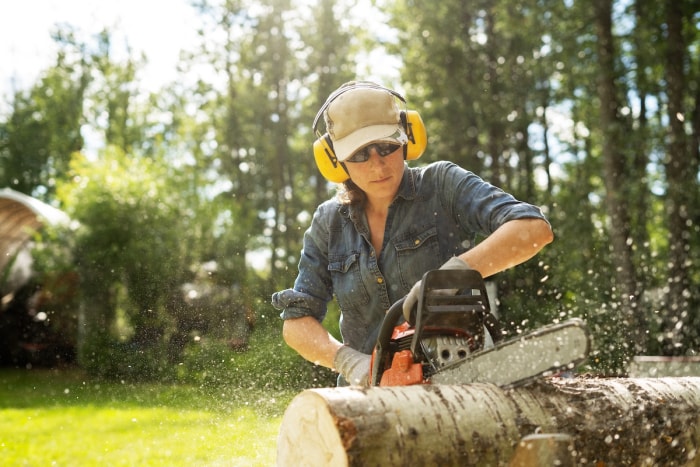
left=370, top=297, right=406, bottom=386
left=412, top=269, right=503, bottom=346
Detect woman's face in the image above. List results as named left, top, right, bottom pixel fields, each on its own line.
left=344, top=144, right=405, bottom=205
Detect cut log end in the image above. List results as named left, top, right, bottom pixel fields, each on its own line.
left=277, top=391, right=349, bottom=467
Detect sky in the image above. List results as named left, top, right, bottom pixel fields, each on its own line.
left=0, top=0, right=200, bottom=107
left=0, top=0, right=398, bottom=109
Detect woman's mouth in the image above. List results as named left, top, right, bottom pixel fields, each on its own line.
left=373, top=176, right=391, bottom=184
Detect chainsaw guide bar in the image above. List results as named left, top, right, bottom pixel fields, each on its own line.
left=428, top=318, right=591, bottom=387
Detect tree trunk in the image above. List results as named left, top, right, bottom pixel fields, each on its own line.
left=592, top=0, right=646, bottom=355
left=277, top=378, right=700, bottom=466
left=661, top=0, right=694, bottom=354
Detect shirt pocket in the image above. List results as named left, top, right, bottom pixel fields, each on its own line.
left=393, top=225, right=442, bottom=287
left=328, top=253, right=370, bottom=311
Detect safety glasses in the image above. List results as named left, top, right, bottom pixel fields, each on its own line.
left=346, top=142, right=402, bottom=163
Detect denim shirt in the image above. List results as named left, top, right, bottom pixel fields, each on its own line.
left=271, top=161, right=548, bottom=354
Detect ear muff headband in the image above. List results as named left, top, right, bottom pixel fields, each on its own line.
left=312, top=82, right=428, bottom=183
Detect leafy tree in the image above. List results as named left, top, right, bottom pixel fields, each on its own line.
left=387, top=0, right=489, bottom=175
left=184, top=0, right=359, bottom=292
left=182, top=1, right=267, bottom=305
left=86, top=30, right=147, bottom=154
left=55, top=148, right=186, bottom=374
left=0, top=27, right=89, bottom=200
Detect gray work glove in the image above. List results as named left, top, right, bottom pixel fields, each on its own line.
left=334, top=345, right=371, bottom=387
left=402, top=256, right=471, bottom=322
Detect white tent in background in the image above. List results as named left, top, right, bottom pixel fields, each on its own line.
left=0, top=188, right=70, bottom=297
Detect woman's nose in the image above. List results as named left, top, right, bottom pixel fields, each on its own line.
left=367, top=148, right=386, bottom=165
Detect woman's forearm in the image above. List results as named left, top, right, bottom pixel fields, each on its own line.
left=461, top=218, right=553, bottom=278
left=282, top=316, right=343, bottom=369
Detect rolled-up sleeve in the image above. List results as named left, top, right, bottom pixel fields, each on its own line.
left=271, top=288, right=329, bottom=321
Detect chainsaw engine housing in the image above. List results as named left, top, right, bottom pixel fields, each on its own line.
left=370, top=269, right=501, bottom=386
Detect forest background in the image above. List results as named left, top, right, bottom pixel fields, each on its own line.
left=0, top=0, right=698, bottom=389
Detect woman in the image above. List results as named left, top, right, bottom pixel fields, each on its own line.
left=272, top=81, right=553, bottom=386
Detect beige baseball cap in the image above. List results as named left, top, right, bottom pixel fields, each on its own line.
left=324, top=86, right=408, bottom=162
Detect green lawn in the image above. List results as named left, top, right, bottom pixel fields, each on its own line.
left=0, top=368, right=298, bottom=466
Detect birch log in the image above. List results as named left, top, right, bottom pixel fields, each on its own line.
left=276, top=377, right=700, bottom=466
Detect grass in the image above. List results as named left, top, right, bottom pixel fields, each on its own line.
left=0, top=368, right=299, bottom=466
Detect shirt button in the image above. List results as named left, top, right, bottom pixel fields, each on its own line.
left=377, top=277, right=384, bottom=284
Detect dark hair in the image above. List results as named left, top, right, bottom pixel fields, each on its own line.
left=336, top=179, right=366, bottom=206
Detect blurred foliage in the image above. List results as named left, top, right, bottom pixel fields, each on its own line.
left=1, top=0, right=699, bottom=382
left=175, top=320, right=337, bottom=390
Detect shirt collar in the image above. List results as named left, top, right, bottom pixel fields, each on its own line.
left=396, top=164, right=417, bottom=201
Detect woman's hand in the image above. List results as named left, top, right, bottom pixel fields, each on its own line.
left=402, top=256, right=471, bottom=321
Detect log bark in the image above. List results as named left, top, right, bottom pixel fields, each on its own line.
left=509, top=434, right=574, bottom=467
left=276, top=377, right=700, bottom=466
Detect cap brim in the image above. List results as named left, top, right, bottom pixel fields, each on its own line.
left=334, top=125, right=405, bottom=162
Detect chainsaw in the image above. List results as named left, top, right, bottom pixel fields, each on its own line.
left=369, top=269, right=591, bottom=387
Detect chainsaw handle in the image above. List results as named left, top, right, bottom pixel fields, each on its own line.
left=370, top=297, right=406, bottom=386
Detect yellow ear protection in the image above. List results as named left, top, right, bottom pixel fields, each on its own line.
left=312, top=82, right=428, bottom=183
